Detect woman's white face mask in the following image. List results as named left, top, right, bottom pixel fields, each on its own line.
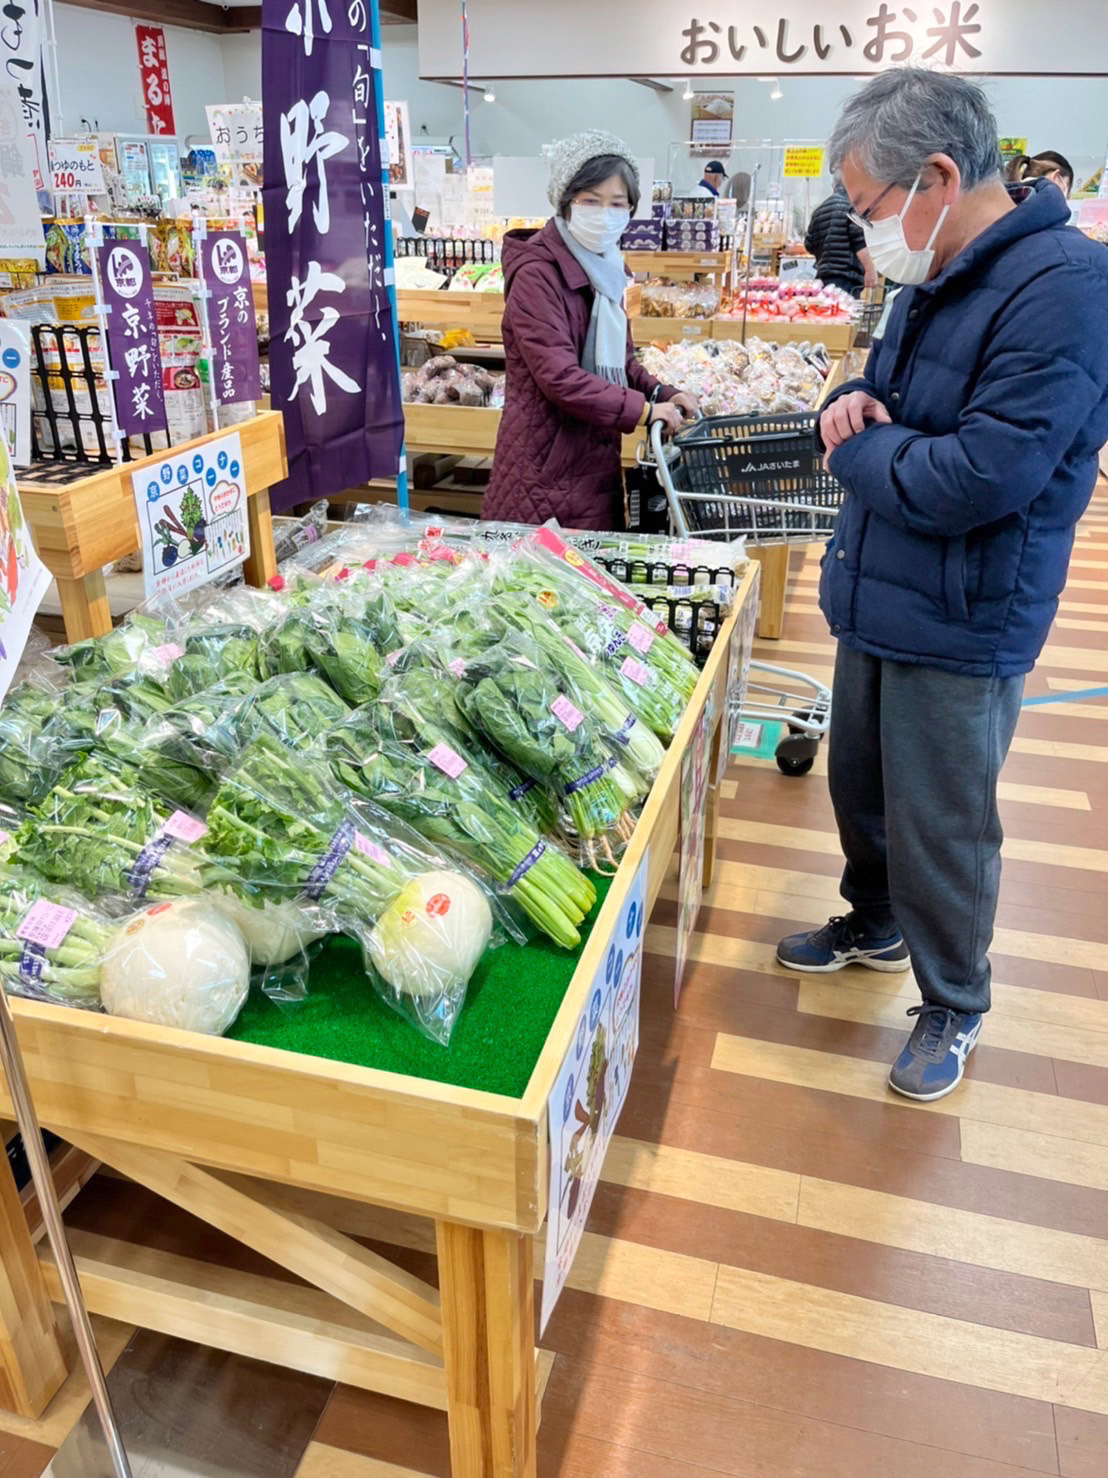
left=567, top=204, right=631, bottom=254
left=861, top=174, right=950, bottom=286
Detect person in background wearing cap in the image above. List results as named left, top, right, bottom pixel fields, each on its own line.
left=483, top=132, right=696, bottom=530
left=695, top=160, right=727, bottom=197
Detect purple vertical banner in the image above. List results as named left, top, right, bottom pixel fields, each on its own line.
left=97, top=241, right=167, bottom=439
left=262, top=0, right=404, bottom=513
left=200, top=231, right=262, bottom=405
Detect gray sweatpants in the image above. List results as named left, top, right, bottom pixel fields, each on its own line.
left=828, top=643, right=1024, bottom=1015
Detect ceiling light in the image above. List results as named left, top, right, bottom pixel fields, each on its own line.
left=483, top=85, right=496, bottom=102
left=770, top=80, right=783, bottom=100
left=682, top=81, right=694, bottom=100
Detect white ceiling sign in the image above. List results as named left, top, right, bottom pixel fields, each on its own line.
left=419, top=0, right=1108, bottom=78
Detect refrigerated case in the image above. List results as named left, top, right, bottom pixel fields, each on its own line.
left=113, top=134, right=182, bottom=203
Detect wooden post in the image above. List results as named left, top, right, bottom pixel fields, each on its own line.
left=54, top=571, right=113, bottom=642
left=750, top=544, right=791, bottom=639
left=0, top=1150, right=67, bottom=1418
left=436, top=1221, right=537, bottom=1477
left=243, top=486, right=278, bottom=589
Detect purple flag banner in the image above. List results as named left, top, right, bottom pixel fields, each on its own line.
left=97, top=241, right=168, bottom=439
left=200, top=231, right=262, bottom=406
left=262, top=0, right=404, bottom=512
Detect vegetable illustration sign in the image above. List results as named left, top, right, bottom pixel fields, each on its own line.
left=133, top=431, right=250, bottom=600
left=0, top=426, right=49, bottom=702
left=541, top=849, right=647, bottom=1333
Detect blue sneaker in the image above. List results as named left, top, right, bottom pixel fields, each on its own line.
left=776, top=913, right=910, bottom=974
left=888, top=1004, right=982, bottom=1102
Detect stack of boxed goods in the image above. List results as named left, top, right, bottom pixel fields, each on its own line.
left=664, top=199, right=720, bottom=252
left=621, top=218, right=664, bottom=251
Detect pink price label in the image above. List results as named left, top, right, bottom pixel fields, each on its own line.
left=448, top=657, right=466, bottom=678
left=162, top=811, right=209, bottom=843
left=0, top=830, right=8, bottom=847
left=151, top=643, right=184, bottom=664
left=428, top=742, right=468, bottom=779
left=669, top=542, right=700, bottom=564
left=354, top=833, right=392, bottom=867
left=620, top=656, right=650, bottom=687
left=16, top=900, right=77, bottom=951
left=550, top=694, right=584, bottom=732
left=627, top=622, right=655, bottom=655
left=386, top=650, right=402, bottom=667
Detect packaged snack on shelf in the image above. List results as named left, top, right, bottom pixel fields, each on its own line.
left=640, top=280, right=721, bottom=319
left=620, top=221, right=664, bottom=252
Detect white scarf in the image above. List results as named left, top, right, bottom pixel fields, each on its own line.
left=554, top=216, right=629, bottom=386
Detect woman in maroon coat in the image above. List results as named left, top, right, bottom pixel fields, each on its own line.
left=483, top=132, right=696, bottom=531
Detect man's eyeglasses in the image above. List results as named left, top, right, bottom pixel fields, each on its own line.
left=847, top=180, right=900, bottom=231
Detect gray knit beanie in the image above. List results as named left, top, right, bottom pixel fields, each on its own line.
left=546, top=131, right=639, bottom=211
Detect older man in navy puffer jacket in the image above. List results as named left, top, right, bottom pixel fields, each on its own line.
left=777, top=69, right=1108, bottom=1102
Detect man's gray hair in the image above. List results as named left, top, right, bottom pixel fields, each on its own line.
left=828, top=68, right=1002, bottom=190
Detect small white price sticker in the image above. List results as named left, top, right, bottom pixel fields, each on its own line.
left=620, top=656, right=650, bottom=686
left=162, top=811, right=209, bottom=843
left=354, top=833, right=392, bottom=867
left=627, top=622, right=655, bottom=655
left=16, top=900, right=77, bottom=950
left=550, top=694, right=584, bottom=732
left=428, top=743, right=468, bottom=779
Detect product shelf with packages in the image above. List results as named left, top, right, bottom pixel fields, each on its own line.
left=0, top=502, right=759, bottom=1476
left=645, top=411, right=841, bottom=776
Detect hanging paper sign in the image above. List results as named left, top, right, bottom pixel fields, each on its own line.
left=97, top=241, right=168, bottom=439
left=782, top=146, right=825, bottom=178
left=0, top=0, right=47, bottom=205
left=541, top=851, right=647, bottom=1334
left=0, top=84, right=46, bottom=265
left=133, top=430, right=249, bottom=600
left=49, top=137, right=107, bottom=196
left=261, top=0, right=404, bottom=511
left=199, top=232, right=262, bottom=405
left=135, top=23, right=176, bottom=137
left=206, top=103, right=264, bottom=167
left=0, top=427, right=49, bottom=702
left=383, top=100, right=412, bottom=188
left=690, top=91, right=734, bottom=153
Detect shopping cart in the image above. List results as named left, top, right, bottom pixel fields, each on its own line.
left=646, top=412, right=844, bottom=775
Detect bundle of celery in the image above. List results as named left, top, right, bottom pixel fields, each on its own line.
left=327, top=711, right=595, bottom=948
left=454, top=635, right=638, bottom=870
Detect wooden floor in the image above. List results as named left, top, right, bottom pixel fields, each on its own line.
left=6, top=487, right=1108, bottom=1476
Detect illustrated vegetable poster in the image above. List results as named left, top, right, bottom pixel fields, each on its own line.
left=0, top=427, right=50, bottom=703
left=133, top=430, right=250, bottom=601
left=542, top=849, right=647, bottom=1334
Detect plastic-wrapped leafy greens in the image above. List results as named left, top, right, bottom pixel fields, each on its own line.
left=14, top=752, right=235, bottom=908
left=454, top=633, right=640, bottom=871
left=327, top=710, right=596, bottom=948
left=0, top=867, right=112, bottom=1009
left=0, top=674, right=70, bottom=805
left=204, top=731, right=497, bottom=1042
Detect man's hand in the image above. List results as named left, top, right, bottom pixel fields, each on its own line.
left=820, top=391, right=892, bottom=453
left=670, top=390, right=698, bottom=419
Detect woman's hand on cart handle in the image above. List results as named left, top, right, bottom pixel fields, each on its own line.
left=820, top=391, right=892, bottom=454
left=671, top=390, right=699, bottom=420
left=647, top=401, right=686, bottom=437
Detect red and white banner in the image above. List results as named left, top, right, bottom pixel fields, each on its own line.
left=135, top=23, right=175, bottom=137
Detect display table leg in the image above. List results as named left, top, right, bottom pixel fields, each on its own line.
left=435, top=1221, right=537, bottom=1477
left=243, top=487, right=278, bottom=589
left=750, top=544, right=790, bottom=639
left=55, top=571, right=113, bottom=643
left=0, top=1148, right=67, bottom=1418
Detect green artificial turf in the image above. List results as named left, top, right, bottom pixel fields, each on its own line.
left=227, top=874, right=611, bottom=1099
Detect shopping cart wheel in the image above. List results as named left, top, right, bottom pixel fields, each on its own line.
left=775, top=733, right=818, bottom=777
left=788, top=709, right=818, bottom=736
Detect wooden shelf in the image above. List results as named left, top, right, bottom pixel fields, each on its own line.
left=19, top=410, right=286, bottom=642
left=0, top=563, right=760, bottom=1475
left=624, top=250, right=731, bottom=280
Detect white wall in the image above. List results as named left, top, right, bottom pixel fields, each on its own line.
left=49, top=12, right=1108, bottom=187
left=52, top=3, right=229, bottom=144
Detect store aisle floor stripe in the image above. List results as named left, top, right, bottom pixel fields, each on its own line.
left=721, top=775, right=1093, bottom=811
left=296, top=1447, right=425, bottom=1478
left=601, top=1136, right=1108, bottom=1291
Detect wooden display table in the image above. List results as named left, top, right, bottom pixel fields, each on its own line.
left=399, top=285, right=641, bottom=344
left=624, top=250, right=731, bottom=280
left=711, top=317, right=856, bottom=354
left=18, top=411, right=285, bottom=642
left=0, top=563, right=758, bottom=1476
left=631, top=317, right=716, bottom=346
